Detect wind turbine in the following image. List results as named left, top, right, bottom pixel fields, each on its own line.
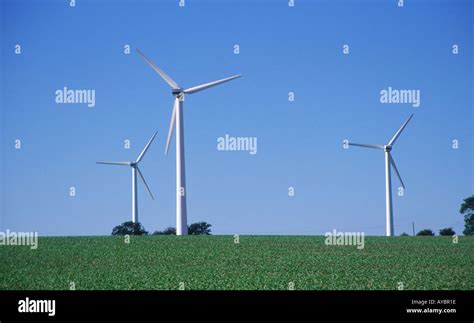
left=136, top=49, right=241, bottom=235
left=97, top=131, right=158, bottom=224
left=348, top=114, right=414, bottom=237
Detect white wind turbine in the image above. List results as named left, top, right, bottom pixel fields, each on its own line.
left=137, top=49, right=241, bottom=236
left=97, top=131, right=158, bottom=224
left=348, top=114, right=414, bottom=237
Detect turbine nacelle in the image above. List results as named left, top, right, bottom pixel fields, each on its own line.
left=384, top=145, right=392, bottom=152
left=172, top=88, right=185, bottom=97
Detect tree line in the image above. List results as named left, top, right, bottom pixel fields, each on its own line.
left=112, top=221, right=212, bottom=236
left=401, top=195, right=474, bottom=236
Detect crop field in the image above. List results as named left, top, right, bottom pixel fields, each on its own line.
left=0, top=236, right=473, bottom=290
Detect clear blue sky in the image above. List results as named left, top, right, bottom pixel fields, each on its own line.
left=0, top=0, right=472, bottom=236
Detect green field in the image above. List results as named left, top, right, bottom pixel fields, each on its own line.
left=0, top=236, right=473, bottom=290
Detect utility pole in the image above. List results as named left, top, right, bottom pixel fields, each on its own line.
left=412, top=221, right=415, bottom=236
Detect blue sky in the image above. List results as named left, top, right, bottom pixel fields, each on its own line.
left=0, top=0, right=472, bottom=236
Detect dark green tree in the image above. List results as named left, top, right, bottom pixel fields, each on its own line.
left=416, top=229, right=435, bottom=236
left=153, top=227, right=176, bottom=235
left=112, top=221, right=148, bottom=236
left=439, top=227, right=455, bottom=236
left=188, top=222, right=212, bottom=235
left=400, top=232, right=409, bottom=236
left=460, top=196, right=474, bottom=236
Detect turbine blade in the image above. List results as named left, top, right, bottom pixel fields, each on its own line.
left=136, top=130, right=158, bottom=163
left=183, top=74, right=242, bottom=94
left=136, top=49, right=179, bottom=90
left=137, top=167, right=154, bottom=200
left=96, top=161, right=130, bottom=166
left=388, top=114, right=414, bottom=146
left=389, top=154, right=405, bottom=189
left=164, top=99, right=177, bottom=156
left=348, top=143, right=384, bottom=150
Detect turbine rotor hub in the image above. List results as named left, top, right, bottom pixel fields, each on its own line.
left=384, top=145, right=392, bottom=152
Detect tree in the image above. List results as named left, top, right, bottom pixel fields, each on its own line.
left=153, top=227, right=176, bottom=235
left=439, top=227, right=455, bottom=236
left=416, top=229, right=434, bottom=236
left=188, top=222, right=212, bottom=235
left=460, top=196, right=474, bottom=236
left=400, top=232, right=409, bottom=236
left=112, top=221, right=148, bottom=236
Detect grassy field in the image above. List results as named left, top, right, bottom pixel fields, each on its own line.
left=0, top=235, right=473, bottom=290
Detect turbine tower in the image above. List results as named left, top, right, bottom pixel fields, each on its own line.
left=137, top=49, right=241, bottom=235
left=348, top=114, right=413, bottom=237
left=97, top=131, right=158, bottom=223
